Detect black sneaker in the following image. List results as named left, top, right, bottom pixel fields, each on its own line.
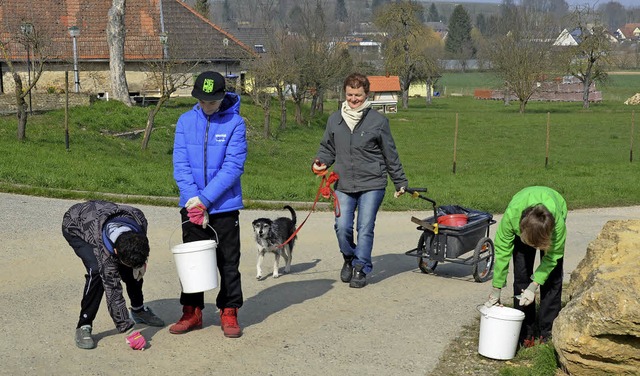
left=130, top=306, right=165, bottom=327
left=349, top=265, right=367, bottom=288
left=340, top=257, right=354, bottom=283
left=75, top=325, right=96, bottom=349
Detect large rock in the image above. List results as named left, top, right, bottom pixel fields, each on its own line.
left=553, top=220, right=640, bottom=375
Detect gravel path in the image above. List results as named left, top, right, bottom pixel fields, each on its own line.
left=1, top=192, right=639, bottom=376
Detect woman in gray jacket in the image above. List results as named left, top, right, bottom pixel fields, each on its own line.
left=312, top=73, right=408, bottom=288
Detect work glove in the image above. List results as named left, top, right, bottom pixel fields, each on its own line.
left=133, top=263, right=146, bottom=281
left=311, top=159, right=327, bottom=176
left=394, top=186, right=406, bottom=198
left=185, top=196, right=204, bottom=210
left=484, top=287, right=501, bottom=308
left=125, top=329, right=146, bottom=350
left=187, top=204, right=209, bottom=229
left=519, top=282, right=538, bottom=307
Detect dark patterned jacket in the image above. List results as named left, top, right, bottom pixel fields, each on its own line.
left=62, top=200, right=148, bottom=332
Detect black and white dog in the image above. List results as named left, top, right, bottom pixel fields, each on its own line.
left=252, top=205, right=297, bottom=280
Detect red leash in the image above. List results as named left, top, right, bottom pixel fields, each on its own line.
left=277, top=172, right=340, bottom=248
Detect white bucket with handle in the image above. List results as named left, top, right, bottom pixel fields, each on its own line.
left=477, top=305, right=525, bottom=360
left=170, top=223, right=219, bottom=293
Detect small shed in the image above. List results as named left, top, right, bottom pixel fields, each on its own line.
left=368, top=75, right=400, bottom=114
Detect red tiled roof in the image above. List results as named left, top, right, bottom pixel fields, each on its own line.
left=0, top=0, right=256, bottom=62
left=368, top=75, right=400, bottom=92
left=620, top=23, right=640, bottom=39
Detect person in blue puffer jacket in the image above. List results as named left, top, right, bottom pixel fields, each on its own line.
left=170, top=71, right=247, bottom=338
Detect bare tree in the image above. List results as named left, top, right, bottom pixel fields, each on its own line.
left=562, top=7, right=614, bottom=109
left=489, top=8, right=556, bottom=113
left=107, top=0, right=132, bottom=106
left=374, top=0, right=435, bottom=109
left=0, top=23, right=49, bottom=140
left=141, top=61, right=198, bottom=150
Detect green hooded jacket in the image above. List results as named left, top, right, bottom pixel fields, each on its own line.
left=492, top=186, right=567, bottom=288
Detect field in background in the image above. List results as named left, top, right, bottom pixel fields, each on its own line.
left=0, top=72, right=638, bottom=214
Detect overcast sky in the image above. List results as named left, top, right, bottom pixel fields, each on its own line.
left=445, top=0, right=639, bottom=8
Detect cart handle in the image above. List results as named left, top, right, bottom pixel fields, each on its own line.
left=405, top=187, right=438, bottom=220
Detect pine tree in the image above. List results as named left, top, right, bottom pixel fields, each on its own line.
left=427, top=3, right=440, bottom=22
left=445, top=5, right=474, bottom=56
left=194, top=0, right=210, bottom=19
left=336, top=0, right=348, bottom=22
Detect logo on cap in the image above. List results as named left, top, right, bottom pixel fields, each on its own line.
left=202, top=79, right=215, bottom=94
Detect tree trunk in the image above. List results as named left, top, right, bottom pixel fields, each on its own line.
left=426, top=78, right=432, bottom=105
left=402, top=89, right=409, bottom=109
left=277, top=89, right=287, bottom=130
left=310, top=94, right=318, bottom=118
left=13, top=72, right=27, bottom=140
left=519, top=100, right=526, bottom=114
left=294, top=100, right=303, bottom=125
left=582, top=77, right=591, bottom=110
left=141, top=96, right=169, bottom=150
left=262, top=105, right=271, bottom=139
left=107, top=0, right=132, bottom=106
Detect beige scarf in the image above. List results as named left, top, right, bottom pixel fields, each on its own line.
left=341, top=100, right=371, bottom=131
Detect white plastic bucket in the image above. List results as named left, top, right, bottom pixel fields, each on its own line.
left=477, top=305, right=525, bottom=360
left=171, top=240, right=218, bottom=293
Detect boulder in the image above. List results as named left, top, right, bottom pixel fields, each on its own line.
left=624, top=93, right=640, bottom=105
left=553, top=220, right=640, bottom=375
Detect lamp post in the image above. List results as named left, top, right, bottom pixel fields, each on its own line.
left=20, top=22, right=33, bottom=114
left=222, top=37, right=229, bottom=77
left=159, top=32, right=168, bottom=96
left=68, top=26, right=80, bottom=93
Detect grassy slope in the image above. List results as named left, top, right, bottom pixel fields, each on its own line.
left=1, top=72, right=639, bottom=213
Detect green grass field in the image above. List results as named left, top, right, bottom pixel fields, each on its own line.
left=1, top=72, right=639, bottom=213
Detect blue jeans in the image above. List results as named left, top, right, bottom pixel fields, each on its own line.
left=334, top=189, right=385, bottom=274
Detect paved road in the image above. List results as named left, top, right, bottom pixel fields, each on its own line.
left=1, top=192, right=639, bottom=375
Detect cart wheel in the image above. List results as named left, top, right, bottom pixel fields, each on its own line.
left=472, top=237, right=494, bottom=283
left=417, top=232, right=438, bottom=274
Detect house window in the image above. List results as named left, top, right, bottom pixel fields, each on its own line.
left=254, top=44, right=265, bottom=53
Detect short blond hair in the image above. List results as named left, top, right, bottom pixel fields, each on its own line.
left=520, top=205, right=555, bottom=250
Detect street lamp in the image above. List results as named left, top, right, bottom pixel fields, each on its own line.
left=68, top=26, right=80, bottom=93
left=222, top=37, right=229, bottom=76
left=159, top=32, right=168, bottom=96
left=20, top=22, right=34, bottom=114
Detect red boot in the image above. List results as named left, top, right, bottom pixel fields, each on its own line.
left=219, top=308, right=242, bottom=338
left=169, top=306, right=202, bottom=334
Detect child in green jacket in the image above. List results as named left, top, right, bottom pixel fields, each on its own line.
left=485, top=186, right=567, bottom=347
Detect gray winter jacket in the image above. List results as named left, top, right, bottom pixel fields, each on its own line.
left=315, top=108, right=408, bottom=193
left=62, top=200, right=147, bottom=332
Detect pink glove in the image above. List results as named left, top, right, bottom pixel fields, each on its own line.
left=187, top=204, right=209, bottom=228
left=126, top=330, right=146, bottom=350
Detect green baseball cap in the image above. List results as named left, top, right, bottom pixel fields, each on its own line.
left=192, top=71, right=226, bottom=101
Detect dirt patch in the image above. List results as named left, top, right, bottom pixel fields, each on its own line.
left=428, top=318, right=503, bottom=376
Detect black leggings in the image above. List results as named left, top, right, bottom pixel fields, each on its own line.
left=178, top=209, right=243, bottom=310
left=63, top=231, right=143, bottom=328
left=512, top=236, right=563, bottom=341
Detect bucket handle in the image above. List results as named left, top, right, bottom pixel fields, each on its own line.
left=169, top=220, right=219, bottom=250
left=477, top=304, right=489, bottom=317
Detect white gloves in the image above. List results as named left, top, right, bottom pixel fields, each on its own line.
left=185, top=196, right=204, bottom=210
left=133, top=263, right=146, bottom=281
left=394, top=186, right=406, bottom=198
left=519, top=282, right=538, bottom=306
left=485, top=287, right=501, bottom=307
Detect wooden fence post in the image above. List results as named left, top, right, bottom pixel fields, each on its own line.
left=545, top=112, right=550, bottom=168
left=453, top=113, right=459, bottom=174
left=65, top=71, right=70, bottom=151
left=631, top=110, right=635, bottom=163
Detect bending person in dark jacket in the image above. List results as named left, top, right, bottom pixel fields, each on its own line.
left=312, top=73, right=409, bottom=288
left=170, top=71, right=247, bottom=338
left=62, top=200, right=164, bottom=350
